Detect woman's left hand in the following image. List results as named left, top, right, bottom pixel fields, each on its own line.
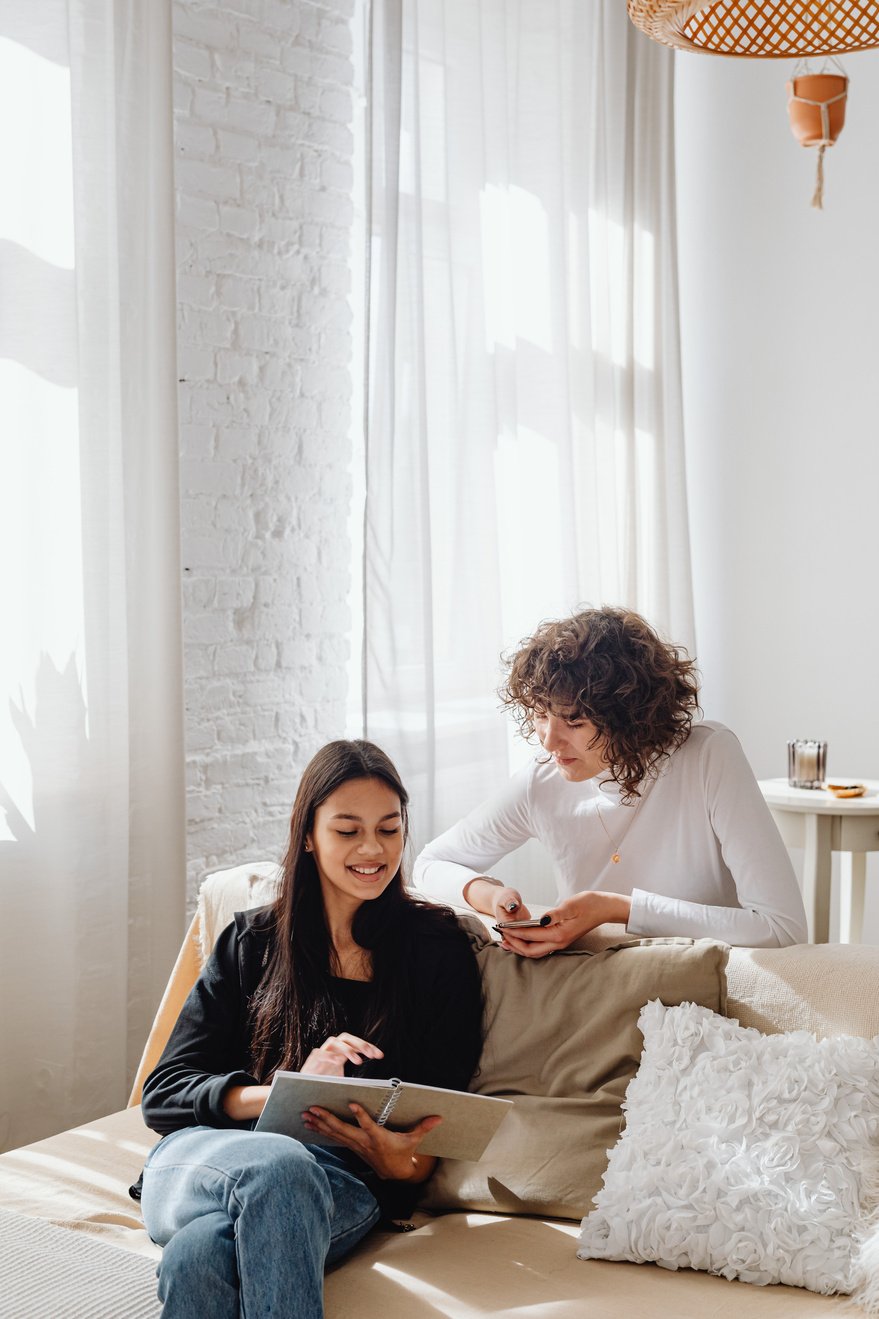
left=302, top=1103, right=441, bottom=1182
left=498, top=891, right=632, bottom=959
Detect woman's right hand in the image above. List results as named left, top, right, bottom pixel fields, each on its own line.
left=490, top=885, right=532, bottom=923
left=222, top=1034, right=383, bottom=1119
left=301, top=1033, right=384, bottom=1077
left=463, top=877, right=531, bottom=923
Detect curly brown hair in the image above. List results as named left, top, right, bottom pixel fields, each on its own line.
left=501, top=606, right=700, bottom=800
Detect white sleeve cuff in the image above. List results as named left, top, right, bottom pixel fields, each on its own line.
left=626, top=888, right=656, bottom=937
left=626, top=887, right=792, bottom=948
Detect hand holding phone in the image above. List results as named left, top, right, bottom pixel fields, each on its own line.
left=493, top=914, right=553, bottom=931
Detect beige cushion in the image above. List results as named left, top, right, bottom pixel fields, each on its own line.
left=421, top=937, right=728, bottom=1221
left=727, top=943, right=879, bottom=1039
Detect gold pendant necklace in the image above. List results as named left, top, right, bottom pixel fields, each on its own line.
left=594, top=790, right=641, bottom=865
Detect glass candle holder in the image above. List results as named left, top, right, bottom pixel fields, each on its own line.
left=787, top=739, right=827, bottom=789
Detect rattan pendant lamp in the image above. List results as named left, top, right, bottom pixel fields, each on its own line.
left=627, top=1, right=879, bottom=206
left=626, top=1, right=879, bottom=58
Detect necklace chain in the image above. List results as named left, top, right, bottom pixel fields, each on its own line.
left=594, top=790, right=641, bottom=864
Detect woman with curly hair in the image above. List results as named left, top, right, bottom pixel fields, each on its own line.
left=414, top=607, right=807, bottom=951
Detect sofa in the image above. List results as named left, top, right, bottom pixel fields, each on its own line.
left=2, top=861, right=878, bottom=1319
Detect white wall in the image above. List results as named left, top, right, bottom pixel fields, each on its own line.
left=172, top=0, right=355, bottom=904
left=676, top=51, right=879, bottom=939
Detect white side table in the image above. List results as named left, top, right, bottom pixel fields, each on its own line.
left=758, top=779, right=879, bottom=943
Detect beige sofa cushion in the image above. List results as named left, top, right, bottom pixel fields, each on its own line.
left=727, top=943, right=879, bottom=1039
left=421, top=936, right=728, bottom=1221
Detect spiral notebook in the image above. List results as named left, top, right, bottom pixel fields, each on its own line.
left=255, top=1071, right=512, bottom=1161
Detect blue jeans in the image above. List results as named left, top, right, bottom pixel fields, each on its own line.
left=140, top=1126, right=381, bottom=1319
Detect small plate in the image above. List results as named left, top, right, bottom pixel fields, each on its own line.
left=825, top=783, right=867, bottom=799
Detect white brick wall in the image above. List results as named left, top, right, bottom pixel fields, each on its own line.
left=172, top=0, right=355, bottom=905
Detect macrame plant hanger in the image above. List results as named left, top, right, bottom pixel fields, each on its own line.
left=786, top=57, right=849, bottom=209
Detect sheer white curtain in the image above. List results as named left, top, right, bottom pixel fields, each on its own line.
left=0, top=0, right=185, bottom=1149
left=353, top=0, right=694, bottom=866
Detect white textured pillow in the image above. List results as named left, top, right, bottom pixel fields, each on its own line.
left=578, top=1000, right=879, bottom=1301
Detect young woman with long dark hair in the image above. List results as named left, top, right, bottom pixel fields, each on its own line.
left=139, top=740, right=483, bottom=1319
left=415, top=606, right=807, bottom=951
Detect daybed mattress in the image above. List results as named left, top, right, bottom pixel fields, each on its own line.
left=0, top=1105, right=850, bottom=1318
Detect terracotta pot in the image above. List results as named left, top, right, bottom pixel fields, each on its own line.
left=786, top=73, right=848, bottom=147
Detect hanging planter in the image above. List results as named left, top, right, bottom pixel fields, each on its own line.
left=786, top=59, right=849, bottom=208
left=625, top=4, right=860, bottom=210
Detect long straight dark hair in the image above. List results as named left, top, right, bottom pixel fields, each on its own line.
left=249, top=739, right=433, bottom=1082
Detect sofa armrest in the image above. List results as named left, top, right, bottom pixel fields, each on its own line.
left=127, top=912, right=203, bottom=1107
left=127, top=861, right=283, bottom=1106
left=727, top=942, right=879, bottom=1039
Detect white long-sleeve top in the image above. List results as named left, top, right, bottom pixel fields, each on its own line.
left=413, top=721, right=807, bottom=948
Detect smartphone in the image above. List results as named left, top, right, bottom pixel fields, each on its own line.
left=493, top=914, right=553, bottom=930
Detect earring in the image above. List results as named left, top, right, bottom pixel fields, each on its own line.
left=304, top=843, right=312, bottom=853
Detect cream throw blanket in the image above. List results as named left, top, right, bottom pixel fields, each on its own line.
left=0, top=1207, right=160, bottom=1318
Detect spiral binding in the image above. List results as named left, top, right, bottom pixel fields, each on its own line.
left=375, top=1078, right=403, bottom=1126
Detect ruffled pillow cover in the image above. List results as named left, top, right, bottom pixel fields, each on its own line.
left=578, top=1000, right=879, bottom=1304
